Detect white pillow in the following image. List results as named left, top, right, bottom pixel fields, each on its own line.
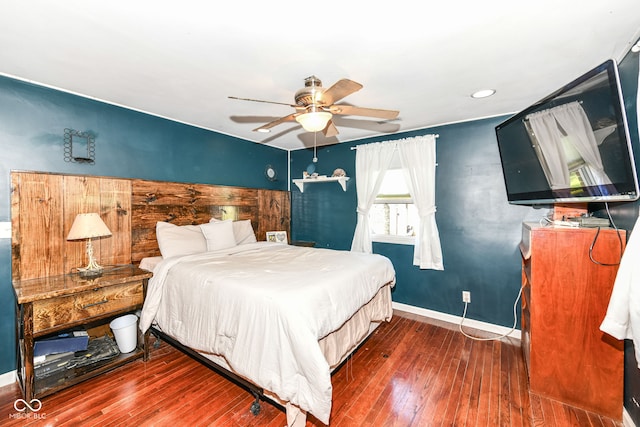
left=156, top=221, right=207, bottom=258
left=233, top=220, right=257, bottom=245
left=200, top=220, right=237, bottom=251
left=209, top=218, right=257, bottom=245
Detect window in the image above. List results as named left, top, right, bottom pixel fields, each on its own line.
left=370, top=168, right=418, bottom=245
left=351, top=135, right=442, bottom=268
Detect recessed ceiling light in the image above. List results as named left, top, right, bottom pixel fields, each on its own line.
left=257, top=128, right=270, bottom=133
left=471, top=89, right=496, bottom=99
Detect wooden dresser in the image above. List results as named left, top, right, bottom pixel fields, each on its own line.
left=12, top=265, right=152, bottom=402
left=520, top=222, right=624, bottom=420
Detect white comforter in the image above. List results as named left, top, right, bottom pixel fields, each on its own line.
left=139, top=242, right=395, bottom=424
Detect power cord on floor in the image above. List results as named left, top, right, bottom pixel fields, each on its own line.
left=458, top=285, right=523, bottom=341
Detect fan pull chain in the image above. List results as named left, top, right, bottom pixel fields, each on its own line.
left=313, top=131, right=318, bottom=163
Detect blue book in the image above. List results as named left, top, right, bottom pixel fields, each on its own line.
left=34, top=331, right=89, bottom=357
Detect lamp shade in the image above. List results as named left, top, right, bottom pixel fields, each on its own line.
left=67, top=213, right=112, bottom=240
left=295, top=111, right=332, bottom=132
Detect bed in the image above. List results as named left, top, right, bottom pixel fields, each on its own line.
left=9, top=172, right=394, bottom=425
left=138, top=219, right=396, bottom=426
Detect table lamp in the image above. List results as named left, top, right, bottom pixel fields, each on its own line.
left=67, top=213, right=112, bottom=277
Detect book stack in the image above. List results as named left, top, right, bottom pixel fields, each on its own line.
left=34, top=352, right=75, bottom=379
left=34, top=331, right=89, bottom=379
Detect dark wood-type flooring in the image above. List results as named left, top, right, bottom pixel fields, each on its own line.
left=0, top=311, right=623, bottom=426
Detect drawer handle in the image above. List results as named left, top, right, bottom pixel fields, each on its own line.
left=82, top=299, right=108, bottom=309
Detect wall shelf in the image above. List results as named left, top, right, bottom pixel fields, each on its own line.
left=292, top=176, right=349, bottom=193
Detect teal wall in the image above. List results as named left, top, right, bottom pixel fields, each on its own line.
left=0, top=75, right=288, bottom=375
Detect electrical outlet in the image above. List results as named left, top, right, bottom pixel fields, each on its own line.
left=462, top=291, right=471, bottom=303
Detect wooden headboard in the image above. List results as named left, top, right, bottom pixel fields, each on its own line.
left=11, top=171, right=290, bottom=281
left=130, top=178, right=290, bottom=262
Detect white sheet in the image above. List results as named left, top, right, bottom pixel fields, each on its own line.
left=139, top=242, right=396, bottom=424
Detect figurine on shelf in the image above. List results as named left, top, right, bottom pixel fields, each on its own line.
left=332, top=168, right=346, bottom=177
left=303, top=171, right=309, bottom=179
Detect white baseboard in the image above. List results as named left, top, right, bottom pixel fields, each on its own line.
left=392, top=302, right=521, bottom=340
left=0, top=370, right=16, bottom=388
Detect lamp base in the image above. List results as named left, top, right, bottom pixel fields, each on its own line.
left=78, top=267, right=103, bottom=278
left=77, top=239, right=104, bottom=278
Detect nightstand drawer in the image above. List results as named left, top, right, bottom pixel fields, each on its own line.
left=32, top=280, right=144, bottom=335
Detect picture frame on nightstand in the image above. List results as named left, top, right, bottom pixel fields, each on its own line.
left=266, top=231, right=287, bottom=244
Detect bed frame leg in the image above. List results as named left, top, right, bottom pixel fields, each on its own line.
left=149, top=327, right=266, bottom=416
left=151, top=331, right=161, bottom=349
left=250, top=392, right=261, bottom=416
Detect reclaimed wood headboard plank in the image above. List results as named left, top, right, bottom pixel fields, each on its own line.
left=11, top=172, right=290, bottom=279
left=11, top=172, right=66, bottom=280
left=130, top=179, right=289, bottom=262
left=11, top=172, right=132, bottom=280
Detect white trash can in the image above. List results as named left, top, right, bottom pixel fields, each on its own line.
left=109, top=314, right=138, bottom=353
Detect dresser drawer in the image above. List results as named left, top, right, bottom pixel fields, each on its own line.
left=32, top=280, right=144, bottom=335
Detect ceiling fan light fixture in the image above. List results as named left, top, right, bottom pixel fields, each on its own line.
left=233, top=76, right=397, bottom=136
left=295, top=111, right=332, bottom=132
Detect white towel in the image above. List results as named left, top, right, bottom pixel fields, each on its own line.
left=600, top=214, right=640, bottom=367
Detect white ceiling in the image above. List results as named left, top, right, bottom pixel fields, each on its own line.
left=1, top=1, right=639, bottom=151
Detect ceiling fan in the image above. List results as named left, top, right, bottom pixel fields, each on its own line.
left=229, top=76, right=399, bottom=137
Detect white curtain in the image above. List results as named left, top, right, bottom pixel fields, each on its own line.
left=350, top=135, right=443, bottom=271
left=350, top=142, right=396, bottom=253
left=527, top=101, right=611, bottom=189
left=526, top=109, right=571, bottom=189
left=552, top=102, right=612, bottom=186
left=397, top=135, right=444, bottom=270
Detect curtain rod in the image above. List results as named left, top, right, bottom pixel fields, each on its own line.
left=522, top=100, right=583, bottom=122
left=350, top=134, right=439, bottom=150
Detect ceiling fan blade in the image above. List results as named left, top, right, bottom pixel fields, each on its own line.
left=252, top=113, right=298, bottom=132
left=321, top=79, right=363, bottom=105
left=229, top=96, right=302, bottom=109
left=328, top=104, right=399, bottom=120
left=322, top=120, right=339, bottom=138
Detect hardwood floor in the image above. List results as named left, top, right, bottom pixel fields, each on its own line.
left=0, top=311, right=623, bottom=426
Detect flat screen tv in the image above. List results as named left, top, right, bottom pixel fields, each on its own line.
left=495, top=59, right=639, bottom=205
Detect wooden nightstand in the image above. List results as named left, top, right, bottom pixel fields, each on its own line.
left=12, top=265, right=153, bottom=402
